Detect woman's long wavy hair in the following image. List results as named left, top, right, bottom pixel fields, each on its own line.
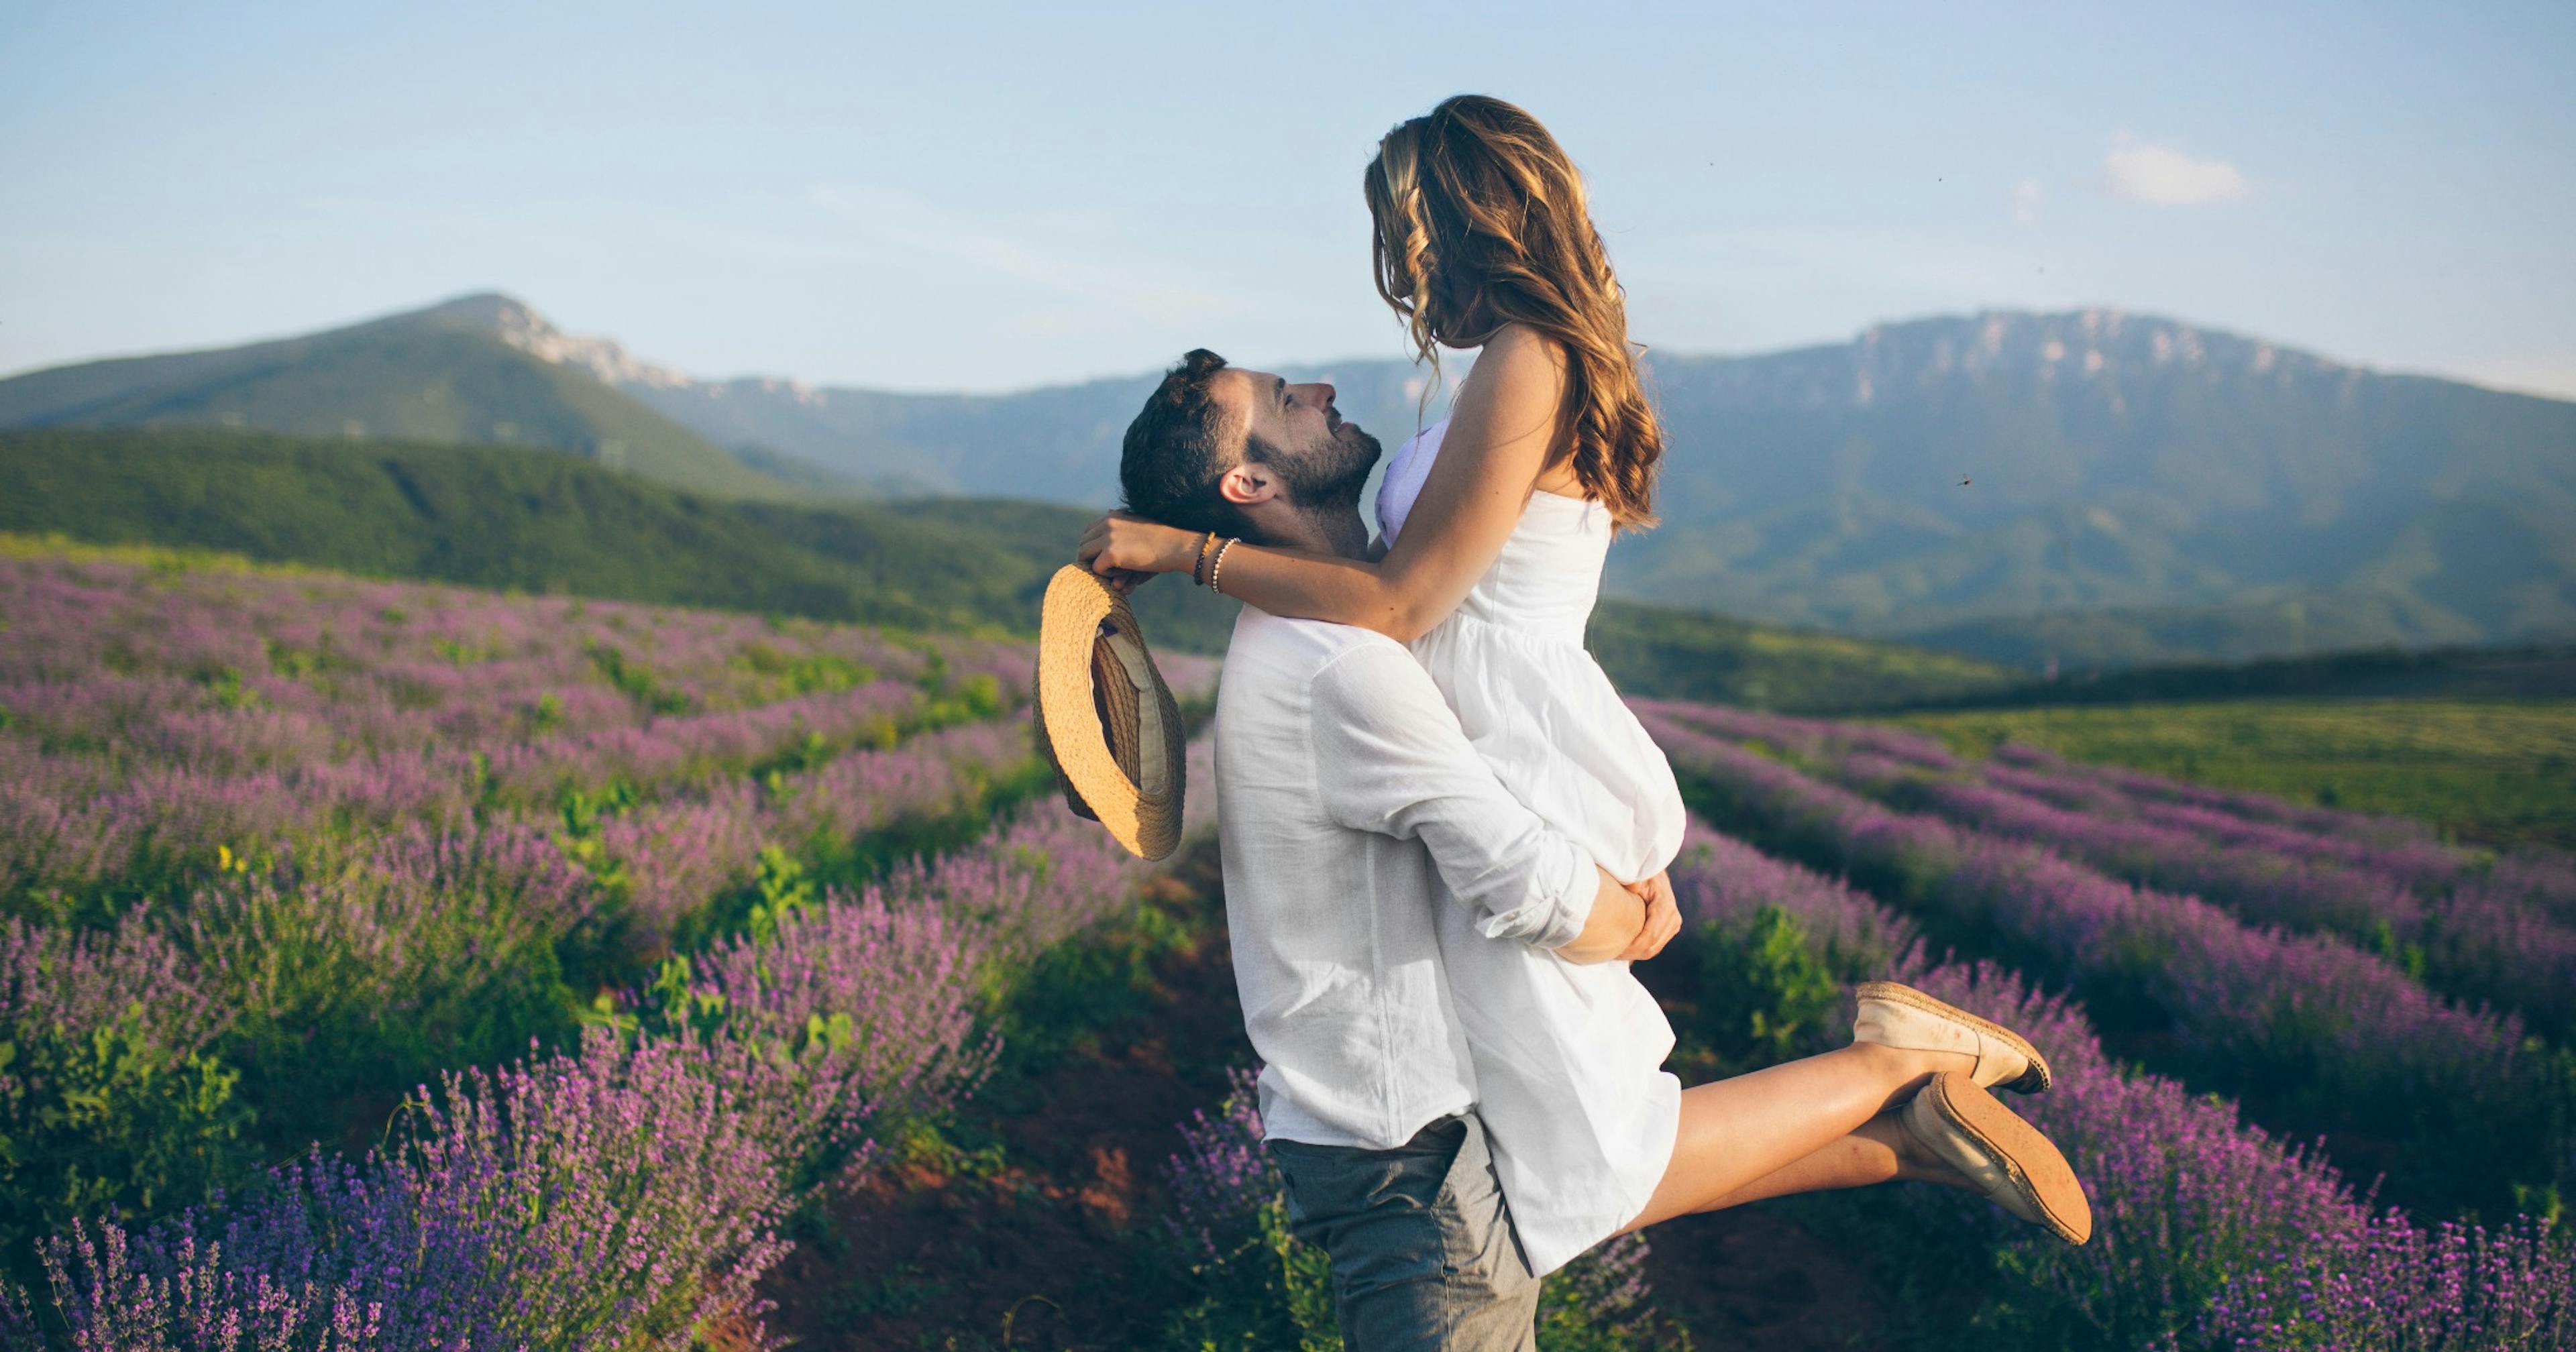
left=1365, top=95, right=1664, bottom=530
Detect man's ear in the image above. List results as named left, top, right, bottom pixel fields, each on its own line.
left=1215, top=461, right=1282, bottom=509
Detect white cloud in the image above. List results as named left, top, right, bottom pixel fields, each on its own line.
left=2103, top=134, right=2248, bottom=206
left=2010, top=178, right=2045, bottom=226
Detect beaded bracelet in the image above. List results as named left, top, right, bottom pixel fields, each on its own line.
left=1190, top=530, right=1218, bottom=587
left=1207, top=537, right=1239, bottom=594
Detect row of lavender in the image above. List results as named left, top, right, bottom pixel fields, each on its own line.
left=2, top=793, right=1150, bottom=1348
left=1634, top=703, right=2576, bottom=1223
left=2, top=551, right=1056, bottom=1217
left=0, top=546, right=1208, bottom=1343
left=195, top=721, right=1040, bottom=1172
left=1664, top=823, right=2568, bottom=1348
left=1155, top=818, right=2571, bottom=1348
left=0, top=549, right=1040, bottom=911
left=1656, top=702, right=2576, bottom=1043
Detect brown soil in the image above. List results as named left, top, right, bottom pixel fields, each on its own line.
left=1642, top=1208, right=1896, bottom=1351
left=760, top=841, right=1900, bottom=1349
left=757, top=848, right=1247, bottom=1350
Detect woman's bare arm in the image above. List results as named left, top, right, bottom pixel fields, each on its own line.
left=1080, top=324, right=1571, bottom=642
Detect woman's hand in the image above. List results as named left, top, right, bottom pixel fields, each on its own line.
left=1616, top=870, right=1682, bottom=962
left=1077, top=512, right=1204, bottom=593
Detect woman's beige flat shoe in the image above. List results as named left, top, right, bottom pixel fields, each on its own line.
left=1904, top=1071, right=2092, bottom=1245
left=1853, top=980, right=2053, bottom=1093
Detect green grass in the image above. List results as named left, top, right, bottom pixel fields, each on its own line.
left=1890, top=697, right=2576, bottom=850
left=1586, top=600, right=2021, bottom=713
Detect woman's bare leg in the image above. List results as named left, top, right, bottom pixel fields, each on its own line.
left=1613, top=1113, right=1963, bottom=1237
left=1621, top=1041, right=1976, bottom=1232
left=1658, top=1111, right=1979, bottom=1223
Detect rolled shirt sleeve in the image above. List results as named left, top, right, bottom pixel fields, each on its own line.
left=1307, top=642, right=1599, bottom=950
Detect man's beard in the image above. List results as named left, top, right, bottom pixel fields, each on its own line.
left=1271, top=422, right=1383, bottom=512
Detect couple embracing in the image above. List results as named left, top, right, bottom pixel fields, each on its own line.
left=1075, top=95, right=2092, bottom=1349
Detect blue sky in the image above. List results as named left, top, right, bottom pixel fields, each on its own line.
left=3, top=1, right=2571, bottom=395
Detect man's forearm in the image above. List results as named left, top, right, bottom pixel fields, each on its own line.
left=1550, top=866, right=1647, bottom=964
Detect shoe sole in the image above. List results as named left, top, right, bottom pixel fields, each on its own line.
left=1856, top=980, right=2055, bottom=1094
left=1918, top=1072, right=2092, bottom=1245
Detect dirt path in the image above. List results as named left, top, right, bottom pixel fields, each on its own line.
left=761, top=842, right=1899, bottom=1349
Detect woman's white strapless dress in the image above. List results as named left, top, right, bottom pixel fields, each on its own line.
left=1375, top=416, right=1687, bottom=1276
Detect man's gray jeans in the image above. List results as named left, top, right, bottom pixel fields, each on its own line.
left=1265, top=1112, right=1541, bottom=1351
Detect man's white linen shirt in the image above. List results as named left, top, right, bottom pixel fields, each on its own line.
left=1214, top=607, right=1601, bottom=1151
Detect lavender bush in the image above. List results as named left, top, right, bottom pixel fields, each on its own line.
left=24, top=1160, right=511, bottom=1351
left=1636, top=706, right=2575, bottom=1220
left=392, top=1029, right=796, bottom=1347
left=5, top=780, right=1164, bottom=1345
left=0, top=544, right=1148, bottom=1335
left=1985, top=751, right=2469, bottom=892
left=1822, top=738, right=2576, bottom=1040
left=1983, top=740, right=2445, bottom=850
left=2189, top=1210, right=2573, bottom=1349
left=1661, top=706, right=2576, bottom=1019
left=0, top=915, right=246, bottom=1267
left=676, top=885, right=999, bottom=1190
left=1660, top=820, right=2575, bottom=1350
left=21, top=1030, right=798, bottom=1351
left=178, top=819, right=602, bottom=1149
left=0, top=549, right=1024, bottom=915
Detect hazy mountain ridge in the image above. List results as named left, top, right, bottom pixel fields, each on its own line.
left=1625, top=310, right=2576, bottom=661
left=7, top=294, right=2571, bottom=668
left=601, top=303, right=2576, bottom=665
left=620, top=359, right=1452, bottom=506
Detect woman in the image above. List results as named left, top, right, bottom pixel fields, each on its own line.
left=1081, top=95, right=2090, bottom=1274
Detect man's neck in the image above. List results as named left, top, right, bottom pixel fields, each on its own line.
left=1256, top=505, right=1373, bottom=561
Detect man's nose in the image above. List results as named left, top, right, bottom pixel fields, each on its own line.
left=1295, top=381, right=1336, bottom=410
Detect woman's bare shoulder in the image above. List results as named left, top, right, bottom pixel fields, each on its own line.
left=1465, top=323, right=1569, bottom=411
left=1479, top=320, right=1570, bottom=370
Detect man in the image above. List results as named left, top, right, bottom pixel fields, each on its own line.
left=1110, top=349, right=1676, bottom=1351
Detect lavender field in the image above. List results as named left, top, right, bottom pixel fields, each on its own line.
left=0, top=541, right=1209, bottom=1345
left=1146, top=710, right=2576, bottom=1346
left=1, top=537, right=2568, bottom=1348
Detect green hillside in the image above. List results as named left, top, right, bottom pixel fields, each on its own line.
left=0, top=425, right=1233, bottom=644
left=0, top=426, right=2024, bottom=710
left=1585, top=600, right=2017, bottom=710
left=0, top=298, right=798, bottom=502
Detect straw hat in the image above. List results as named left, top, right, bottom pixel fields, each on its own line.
left=1034, top=565, right=1187, bottom=860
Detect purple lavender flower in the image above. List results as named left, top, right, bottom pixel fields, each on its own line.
left=1, top=913, right=244, bottom=1264
left=2192, top=1211, right=2573, bottom=1350
left=1635, top=703, right=2569, bottom=1219
left=1662, top=814, right=2573, bottom=1349
left=682, top=885, right=999, bottom=1188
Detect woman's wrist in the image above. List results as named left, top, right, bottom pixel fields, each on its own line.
left=1154, top=523, right=1202, bottom=574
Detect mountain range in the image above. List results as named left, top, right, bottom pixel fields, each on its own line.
left=6, top=294, right=2572, bottom=668
left=0, top=295, right=800, bottom=500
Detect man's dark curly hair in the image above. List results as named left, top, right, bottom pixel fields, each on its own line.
left=1120, top=348, right=1257, bottom=539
